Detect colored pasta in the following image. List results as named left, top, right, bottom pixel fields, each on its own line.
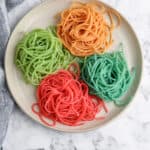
left=32, top=64, right=108, bottom=126
left=81, top=46, right=135, bottom=106
left=57, top=2, right=120, bottom=57
left=15, top=26, right=77, bottom=85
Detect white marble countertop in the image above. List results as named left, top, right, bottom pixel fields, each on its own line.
left=3, top=0, right=150, bottom=149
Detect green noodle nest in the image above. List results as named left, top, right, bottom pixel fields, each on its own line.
left=81, top=48, right=135, bottom=106
left=15, top=26, right=77, bottom=85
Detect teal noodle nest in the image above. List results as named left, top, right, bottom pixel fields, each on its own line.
left=81, top=47, right=136, bottom=106
left=15, top=26, right=78, bottom=85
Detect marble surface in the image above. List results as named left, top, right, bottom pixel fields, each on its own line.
left=2, top=0, right=150, bottom=149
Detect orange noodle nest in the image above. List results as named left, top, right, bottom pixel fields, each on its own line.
left=57, top=2, right=120, bottom=56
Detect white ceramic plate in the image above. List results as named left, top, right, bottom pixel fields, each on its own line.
left=5, top=0, right=143, bottom=132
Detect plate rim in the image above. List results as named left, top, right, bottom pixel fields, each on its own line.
left=4, top=0, right=143, bottom=132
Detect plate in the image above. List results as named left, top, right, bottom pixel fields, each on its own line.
left=5, top=0, right=143, bottom=132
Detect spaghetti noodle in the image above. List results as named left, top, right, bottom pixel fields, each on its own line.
left=81, top=46, right=135, bottom=106
left=32, top=64, right=108, bottom=126
left=15, top=26, right=77, bottom=85
left=57, top=2, right=120, bottom=56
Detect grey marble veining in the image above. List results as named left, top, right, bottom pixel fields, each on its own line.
left=2, top=0, right=150, bottom=150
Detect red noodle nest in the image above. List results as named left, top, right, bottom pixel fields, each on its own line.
left=32, top=64, right=108, bottom=126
